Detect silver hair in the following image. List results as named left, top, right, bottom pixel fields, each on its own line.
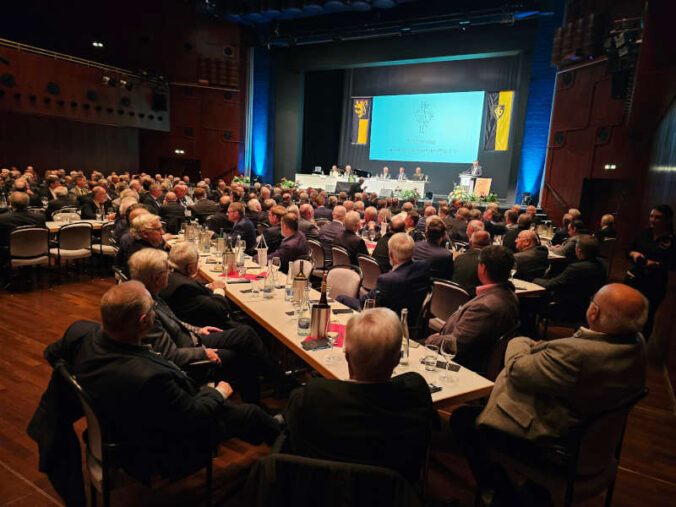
left=388, top=232, right=414, bottom=263
left=128, top=248, right=168, bottom=288
left=168, top=241, right=199, bottom=273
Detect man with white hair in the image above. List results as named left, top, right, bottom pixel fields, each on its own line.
left=451, top=283, right=648, bottom=504
left=46, top=186, right=78, bottom=220
left=595, top=213, right=616, bottom=241
left=318, top=205, right=346, bottom=267
left=298, top=203, right=320, bottom=242
left=80, top=186, right=112, bottom=219
left=338, top=233, right=431, bottom=326
left=334, top=210, right=368, bottom=265
left=281, top=308, right=434, bottom=482
left=115, top=214, right=166, bottom=274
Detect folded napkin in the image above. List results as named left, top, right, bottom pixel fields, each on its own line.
left=219, top=271, right=266, bottom=280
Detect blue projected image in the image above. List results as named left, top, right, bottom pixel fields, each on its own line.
left=369, top=91, right=485, bottom=164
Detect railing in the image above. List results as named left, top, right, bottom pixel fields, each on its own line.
left=544, top=182, right=569, bottom=212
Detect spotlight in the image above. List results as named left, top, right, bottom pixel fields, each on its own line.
left=92, top=41, right=104, bottom=48
left=174, top=149, right=185, bottom=155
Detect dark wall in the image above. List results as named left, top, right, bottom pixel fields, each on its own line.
left=337, top=55, right=524, bottom=196
left=301, top=70, right=344, bottom=174
left=272, top=18, right=539, bottom=190
left=0, top=110, right=139, bottom=173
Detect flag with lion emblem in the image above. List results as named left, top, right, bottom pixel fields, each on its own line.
left=484, top=91, right=514, bottom=151
left=351, top=97, right=371, bottom=145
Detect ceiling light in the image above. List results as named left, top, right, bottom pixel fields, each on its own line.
left=92, top=41, right=104, bottom=48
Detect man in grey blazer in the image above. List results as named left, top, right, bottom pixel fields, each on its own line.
left=451, top=283, right=648, bottom=504
left=513, top=230, right=549, bottom=281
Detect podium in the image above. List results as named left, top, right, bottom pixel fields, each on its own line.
left=459, top=174, right=476, bottom=194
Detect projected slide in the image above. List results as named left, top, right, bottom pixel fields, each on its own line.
left=369, top=91, right=485, bottom=164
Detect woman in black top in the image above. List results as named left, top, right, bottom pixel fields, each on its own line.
left=626, top=205, right=675, bottom=339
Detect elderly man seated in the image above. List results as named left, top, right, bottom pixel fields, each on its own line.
left=115, top=213, right=166, bottom=275
left=159, top=242, right=233, bottom=329
left=129, top=248, right=280, bottom=404
left=335, top=210, right=369, bottom=265
left=264, top=212, right=308, bottom=273
left=338, top=233, right=430, bottom=327
left=513, top=229, right=549, bottom=282
left=280, top=308, right=435, bottom=482
left=450, top=283, right=648, bottom=505
left=30, top=281, right=281, bottom=497
left=427, top=245, right=520, bottom=373
left=413, top=216, right=454, bottom=280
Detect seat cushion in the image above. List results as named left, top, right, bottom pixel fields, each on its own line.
left=11, top=256, right=49, bottom=267
left=50, top=248, right=91, bottom=259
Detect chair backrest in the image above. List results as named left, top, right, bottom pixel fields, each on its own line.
left=58, top=223, right=92, bottom=250
left=27, top=206, right=46, bottom=217
left=53, top=211, right=80, bottom=223
left=357, top=255, right=381, bottom=291
left=430, top=280, right=470, bottom=323
left=100, top=221, right=116, bottom=246
left=9, top=227, right=49, bottom=258
left=331, top=246, right=351, bottom=267
left=483, top=321, right=521, bottom=381
left=598, top=238, right=617, bottom=278
left=307, top=239, right=325, bottom=269
left=289, top=258, right=314, bottom=278
left=242, top=453, right=421, bottom=507
left=326, top=265, right=362, bottom=299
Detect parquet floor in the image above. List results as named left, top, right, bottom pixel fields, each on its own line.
left=0, top=275, right=674, bottom=506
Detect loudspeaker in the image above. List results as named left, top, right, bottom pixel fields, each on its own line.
left=151, top=92, right=168, bottom=111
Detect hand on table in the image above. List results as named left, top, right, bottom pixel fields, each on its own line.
left=200, top=326, right=222, bottom=335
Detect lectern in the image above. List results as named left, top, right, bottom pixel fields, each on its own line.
left=459, top=174, right=476, bottom=194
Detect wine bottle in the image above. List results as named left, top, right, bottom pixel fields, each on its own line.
left=263, top=259, right=275, bottom=299
left=399, top=308, right=409, bottom=365
left=222, top=236, right=235, bottom=275
left=310, top=273, right=331, bottom=339
left=292, top=259, right=307, bottom=304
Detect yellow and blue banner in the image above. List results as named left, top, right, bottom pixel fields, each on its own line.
left=484, top=91, right=514, bottom=151
left=351, top=97, right=371, bottom=145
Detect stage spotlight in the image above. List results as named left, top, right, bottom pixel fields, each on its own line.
left=174, top=149, right=185, bottom=155
left=92, top=41, right=104, bottom=48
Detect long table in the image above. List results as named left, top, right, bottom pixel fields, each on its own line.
left=197, top=256, right=494, bottom=409
left=295, top=173, right=426, bottom=197
left=45, top=219, right=106, bottom=233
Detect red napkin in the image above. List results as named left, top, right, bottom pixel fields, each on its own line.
left=219, top=271, right=266, bottom=280
left=365, top=241, right=377, bottom=250
left=303, top=322, right=346, bottom=348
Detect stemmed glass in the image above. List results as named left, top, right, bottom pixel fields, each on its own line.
left=272, top=257, right=284, bottom=289
left=324, top=324, right=339, bottom=364
left=438, top=336, right=458, bottom=384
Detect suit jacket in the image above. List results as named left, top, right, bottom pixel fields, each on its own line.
left=141, top=193, right=164, bottom=215
left=550, top=228, right=568, bottom=246
left=79, top=198, right=112, bottom=219
left=363, top=260, right=431, bottom=325
left=269, top=231, right=308, bottom=273
left=372, top=232, right=394, bottom=272
left=0, top=210, right=46, bottom=249
left=46, top=196, right=78, bottom=220
left=534, top=258, right=607, bottom=320
left=318, top=220, right=345, bottom=267
left=477, top=329, right=646, bottom=442
left=298, top=218, right=320, bottom=242
left=452, top=248, right=481, bottom=297
left=263, top=224, right=283, bottom=253
left=470, top=165, right=482, bottom=177
left=159, top=271, right=232, bottom=329
left=335, top=230, right=368, bottom=265
left=514, top=245, right=549, bottom=282
left=313, top=206, right=333, bottom=221
left=282, top=373, right=434, bottom=483
left=448, top=217, right=468, bottom=242
left=231, top=217, right=257, bottom=256
left=191, top=199, right=220, bottom=224
left=595, top=226, right=616, bottom=242
left=114, top=235, right=164, bottom=275
left=206, top=211, right=233, bottom=235
left=159, top=201, right=186, bottom=234
left=413, top=240, right=454, bottom=281
left=426, top=283, right=519, bottom=373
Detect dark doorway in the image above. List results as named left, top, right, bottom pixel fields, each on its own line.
left=159, top=157, right=201, bottom=182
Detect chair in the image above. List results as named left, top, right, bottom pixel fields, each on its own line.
left=50, top=222, right=93, bottom=270
left=289, top=258, right=314, bottom=279
left=482, top=321, right=521, bottom=381
left=93, top=222, right=118, bottom=257
left=598, top=238, right=617, bottom=278
left=426, top=280, right=471, bottom=333
left=56, top=363, right=214, bottom=507
left=326, top=265, right=362, bottom=299
left=238, top=453, right=421, bottom=507
left=485, top=388, right=648, bottom=507
left=27, top=206, right=46, bottom=217
left=331, top=246, right=351, bottom=267
left=307, top=239, right=326, bottom=276
left=8, top=227, right=51, bottom=288
left=357, top=254, right=381, bottom=294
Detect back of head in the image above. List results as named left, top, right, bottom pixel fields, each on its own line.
left=426, top=217, right=446, bottom=243
left=344, top=308, right=402, bottom=382
left=54, top=186, right=69, bottom=198
left=344, top=211, right=361, bottom=230
left=388, top=232, right=414, bottom=263
left=506, top=210, right=518, bottom=224
left=402, top=202, right=414, bottom=213
left=100, top=281, right=153, bottom=338
left=9, top=191, right=29, bottom=211
left=407, top=210, right=420, bottom=226
left=168, top=241, right=199, bottom=273
left=281, top=212, right=298, bottom=231
left=128, top=247, right=168, bottom=287
left=517, top=213, right=532, bottom=229
left=591, top=283, right=648, bottom=335
left=390, top=217, right=406, bottom=234
left=130, top=213, right=159, bottom=239
left=467, top=219, right=485, bottom=236
left=457, top=208, right=470, bottom=220
left=193, top=187, right=206, bottom=200
left=479, top=245, right=514, bottom=283
left=470, top=230, right=491, bottom=248
left=601, top=214, right=614, bottom=227
left=333, top=205, right=347, bottom=221
left=575, top=234, right=599, bottom=260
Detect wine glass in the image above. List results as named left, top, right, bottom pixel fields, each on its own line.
left=438, top=336, right=458, bottom=384
left=324, top=330, right=340, bottom=364
left=363, top=299, right=376, bottom=310
left=236, top=257, right=246, bottom=278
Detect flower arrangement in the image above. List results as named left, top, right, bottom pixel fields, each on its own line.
left=232, top=176, right=250, bottom=184
left=449, top=184, right=498, bottom=203
left=280, top=179, right=297, bottom=189
left=398, top=188, right=420, bottom=201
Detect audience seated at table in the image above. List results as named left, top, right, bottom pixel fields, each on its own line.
left=335, top=210, right=368, bottom=265
left=372, top=217, right=405, bottom=273
left=227, top=202, right=257, bottom=256
left=426, top=245, right=520, bottom=373
left=265, top=212, right=308, bottom=273
left=206, top=195, right=234, bottom=235
left=450, top=283, right=648, bottom=505
left=513, top=229, right=549, bottom=282
left=159, top=191, right=186, bottom=234
left=28, top=282, right=281, bottom=503
left=534, top=235, right=607, bottom=323
left=46, top=186, right=78, bottom=219
left=280, top=307, right=435, bottom=483
left=452, top=230, right=491, bottom=297
left=413, top=216, right=454, bottom=280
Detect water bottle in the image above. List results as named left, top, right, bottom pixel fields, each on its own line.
left=263, top=259, right=275, bottom=299
left=284, top=270, right=294, bottom=301
left=297, top=288, right=311, bottom=337
left=399, top=308, right=410, bottom=365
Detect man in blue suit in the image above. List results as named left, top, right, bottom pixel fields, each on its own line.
left=227, top=201, right=257, bottom=256
left=338, top=233, right=431, bottom=326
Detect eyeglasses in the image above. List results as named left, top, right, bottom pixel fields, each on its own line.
left=146, top=225, right=164, bottom=231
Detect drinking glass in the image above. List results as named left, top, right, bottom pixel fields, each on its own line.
left=363, top=299, right=376, bottom=310
left=250, top=279, right=261, bottom=299
left=236, top=257, right=246, bottom=278
left=438, top=336, right=458, bottom=384
left=216, top=237, right=225, bottom=255
left=424, top=344, right=439, bottom=372
left=324, top=330, right=340, bottom=364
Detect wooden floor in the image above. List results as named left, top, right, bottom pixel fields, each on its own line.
left=0, top=275, right=675, bottom=506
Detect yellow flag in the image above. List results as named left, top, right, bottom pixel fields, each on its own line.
left=495, top=91, right=513, bottom=151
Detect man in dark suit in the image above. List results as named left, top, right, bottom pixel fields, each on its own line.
left=348, top=177, right=364, bottom=199
left=595, top=214, right=616, bottom=241
left=13, top=178, right=43, bottom=207
left=549, top=218, right=586, bottom=261
left=335, top=211, right=368, bottom=265
left=266, top=213, right=308, bottom=273
left=159, top=192, right=187, bottom=234
left=205, top=195, right=233, bottom=236
left=46, top=186, right=78, bottom=219
left=448, top=207, right=470, bottom=242
left=227, top=202, right=257, bottom=256
left=318, top=205, right=346, bottom=267
left=39, top=175, right=61, bottom=201
left=190, top=187, right=219, bottom=224
left=427, top=245, right=520, bottom=373
left=79, top=186, right=113, bottom=219
left=452, top=231, right=491, bottom=297
left=298, top=204, right=320, bottom=242
left=413, top=217, right=454, bottom=280
left=32, top=282, right=280, bottom=494
left=0, top=192, right=46, bottom=260
left=262, top=205, right=285, bottom=253
left=534, top=235, right=607, bottom=322
left=338, top=232, right=431, bottom=327
left=115, top=213, right=166, bottom=275
left=313, top=195, right=333, bottom=221
left=160, top=241, right=233, bottom=329
left=281, top=307, right=435, bottom=482
left=514, top=230, right=549, bottom=282
left=372, top=217, right=405, bottom=272
left=551, top=213, right=572, bottom=246
left=141, top=183, right=164, bottom=215
left=502, top=213, right=532, bottom=253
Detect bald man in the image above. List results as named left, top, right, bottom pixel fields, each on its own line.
left=80, top=186, right=112, bottom=219
left=452, top=283, right=647, bottom=502
left=282, top=308, right=435, bottom=482
left=513, top=229, right=549, bottom=282
left=298, top=203, right=320, bottom=242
